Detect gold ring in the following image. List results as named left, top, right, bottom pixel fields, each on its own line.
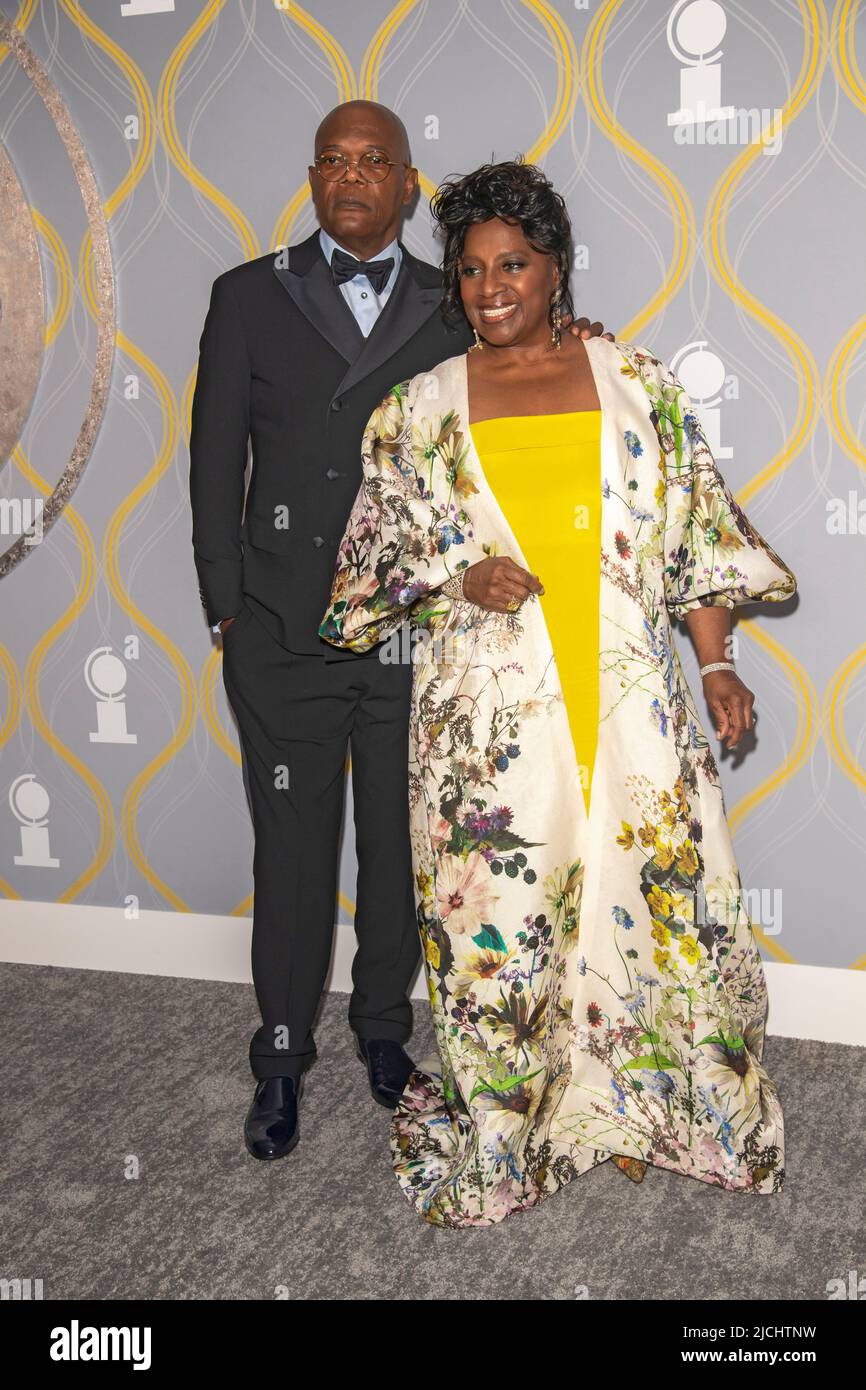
left=505, top=596, right=521, bottom=613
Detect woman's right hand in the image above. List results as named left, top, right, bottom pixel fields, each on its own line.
left=462, top=556, right=544, bottom=612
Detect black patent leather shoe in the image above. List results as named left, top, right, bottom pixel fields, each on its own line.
left=355, top=1038, right=414, bottom=1109
left=244, top=1075, right=304, bottom=1160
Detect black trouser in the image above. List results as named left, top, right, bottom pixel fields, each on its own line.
left=221, top=598, right=420, bottom=1081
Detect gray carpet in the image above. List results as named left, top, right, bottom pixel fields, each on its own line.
left=1, top=961, right=862, bottom=1301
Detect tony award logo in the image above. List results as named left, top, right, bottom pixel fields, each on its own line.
left=85, top=648, right=137, bottom=745
left=666, top=0, right=736, bottom=128
left=669, top=342, right=733, bottom=460
left=9, top=774, right=60, bottom=868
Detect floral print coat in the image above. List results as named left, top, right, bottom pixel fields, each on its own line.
left=319, top=337, right=798, bottom=1228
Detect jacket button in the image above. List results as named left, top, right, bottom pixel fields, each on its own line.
left=312, top=536, right=325, bottom=548
left=325, top=468, right=341, bottom=480
left=330, top=399, right=343, bottom=411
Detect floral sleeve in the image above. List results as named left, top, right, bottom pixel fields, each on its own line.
left=649, top=360, right=798, bottom=622
left=319, top=378, right=489, bottom=653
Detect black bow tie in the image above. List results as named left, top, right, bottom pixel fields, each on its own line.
left=330, top=246, right=395, bottom=293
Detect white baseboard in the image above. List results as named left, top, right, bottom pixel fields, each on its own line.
left=0, top=900, right=863, bottom=1048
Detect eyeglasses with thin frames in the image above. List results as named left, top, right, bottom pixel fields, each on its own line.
left=313, top=152, right=411, bottom=184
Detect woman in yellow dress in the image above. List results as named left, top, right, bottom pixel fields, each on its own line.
left=321, top=160, right=795, bottom=1223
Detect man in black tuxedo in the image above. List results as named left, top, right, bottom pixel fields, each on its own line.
left=189, top=100, right=610, bottom=1159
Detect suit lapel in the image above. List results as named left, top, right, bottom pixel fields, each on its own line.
left=333, top=250, right=443, bottom=397
left=273, top=231, right=365, bottom=362
left=272, top=231, right=444, bottom=394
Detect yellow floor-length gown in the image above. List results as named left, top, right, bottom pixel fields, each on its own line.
left=471, top=410, right=602, bottom=817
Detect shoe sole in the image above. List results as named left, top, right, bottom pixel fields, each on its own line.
left=244, top=1129, right=300, bottom=1160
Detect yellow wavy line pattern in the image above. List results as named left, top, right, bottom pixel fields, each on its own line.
left=727, top=617, right=818, bottom=965
left=823, top=312, right=866, bottom=825
left=580, top=3, right=814, bottom=953
left=700, top=0, right=824, bottom=883
left=521, top=0, right=580, bottom=162
left=824, top=0, right=866, bottom=967
left=583, top=2, right=795, bottom=962
left=4, top=2, right=856, bottom=968
left=361, top=0, right=420, bottom=100
left=159, top=0, right=260, bottom=263
left=169, top=0, right=284, bottom=883
left=362, top=0, right=440, bottom=201
left=271, top=2, right=356, bottom=248
left=582, top=0, right=696, bottom=339
left=0, top=210, right=68, bottom=832
left=14, top=445, right=114, bottom=904
left=59, top=1, right=198, bottom=911
left=0, top=0, right=35, bottom=63
left=0, top=43, right=61, bottom=901
left=705, top=0, right=825, bottom=505
left=831, top=0, right=866, bottom=113
left=22, top=199, right=115, bottom=900
left=0, top=637, right=24, bottom=900
left=2, top=14, right=116, bottom=904
left=31, top=209, right=72, bottom=345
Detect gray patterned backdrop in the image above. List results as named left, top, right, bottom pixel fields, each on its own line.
left=0, top=0, right=863, bottom=995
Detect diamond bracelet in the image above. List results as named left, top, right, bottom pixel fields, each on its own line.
left=699, top=661, right=736, bottom=677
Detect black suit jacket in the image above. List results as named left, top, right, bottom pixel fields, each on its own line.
left=189, top=230, right=473, bottom=656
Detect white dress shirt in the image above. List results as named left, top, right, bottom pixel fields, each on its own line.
left=213, top=230, right=402, bottom=633
left=317, top=226, right=402, bottom=337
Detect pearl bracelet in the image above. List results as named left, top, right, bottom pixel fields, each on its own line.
left=699, top=661, right=736, bottom=677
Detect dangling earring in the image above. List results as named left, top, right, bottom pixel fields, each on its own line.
left=550, top=294, right=562, bottom=351
left=469, top=325, right=484, bottom=352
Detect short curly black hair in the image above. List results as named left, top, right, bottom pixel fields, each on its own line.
left=430, top=157, right=575, bottom=333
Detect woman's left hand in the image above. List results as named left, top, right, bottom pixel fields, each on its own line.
left=703, top=670, right=755, bottom=749
left=562, top=312, right=616, bottom=342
